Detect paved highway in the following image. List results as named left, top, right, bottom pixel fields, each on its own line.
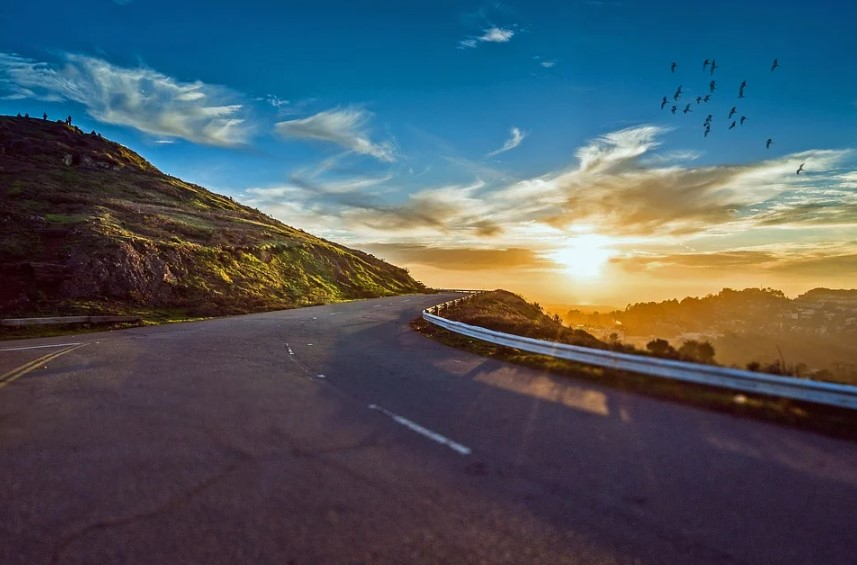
left=1, top=294, right=856, bottom=564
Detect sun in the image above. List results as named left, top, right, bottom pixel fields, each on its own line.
left=547, top=234, right=614, bottom=280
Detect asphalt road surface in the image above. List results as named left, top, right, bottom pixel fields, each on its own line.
left=1, top=294, right=856, bottom=564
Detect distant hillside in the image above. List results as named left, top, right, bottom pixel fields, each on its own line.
left=0, top=115, right=425, bottom=318
left=565, top=287, right=857, bottom=382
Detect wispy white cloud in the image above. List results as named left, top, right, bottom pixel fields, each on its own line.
left=540, top=60, right=556, bottom=68
left=0, top=52, right=249, bottom=146
left=458, top=26, right=516, bottom=49
left=479, top=27, right=514, bottom=42
left=487, top=127, right=526, bottom=157
left=264, top=94, right=289, bottom=109
left=274, top=107, right=396, bottom=162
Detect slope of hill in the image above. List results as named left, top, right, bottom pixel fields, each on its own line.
left=0, top=115, right=425, bottom=319
left=431, top=290, right=608, bottom=349
left=565, top=287, right=857, bottom=383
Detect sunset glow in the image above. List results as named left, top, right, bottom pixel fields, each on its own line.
left=546, top=235, right=614, bottom=280
left=3, top=1, right=854, bottom=307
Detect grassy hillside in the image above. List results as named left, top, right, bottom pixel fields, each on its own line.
left=0, top=115, right=425, bottom=320
left=436, top=290, right=608, bottom=348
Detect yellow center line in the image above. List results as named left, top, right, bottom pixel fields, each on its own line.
left=0, top=343, right=89, bottom=390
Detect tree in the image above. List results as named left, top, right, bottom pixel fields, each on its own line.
left=646, top=338, right=677, bottom=358
left=678, top=340, right=716, bottom=364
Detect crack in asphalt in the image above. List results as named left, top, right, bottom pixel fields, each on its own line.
left=49, top=461, right=244, bottom=564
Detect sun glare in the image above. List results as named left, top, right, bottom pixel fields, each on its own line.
left=547, top=234, right=614, bottom=280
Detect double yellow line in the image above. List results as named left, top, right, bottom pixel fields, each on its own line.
left=0, top=343, right=89, bottom=391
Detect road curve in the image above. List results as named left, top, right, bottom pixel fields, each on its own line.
left=1, top=294, right=856, bottom=564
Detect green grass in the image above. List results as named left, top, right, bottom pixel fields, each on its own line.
left=414, top=291, right=857, bottom=441
left=1, top=114, right=427, bottom=321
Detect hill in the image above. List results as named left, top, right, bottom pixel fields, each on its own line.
left=431, top=290, right=609, bottom=349
left=565, top=287, right=857, bottom=383
left=0, top=115, right=425, bottom=319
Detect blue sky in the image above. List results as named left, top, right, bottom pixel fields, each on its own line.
left=2, top=0, right=856, bottom=305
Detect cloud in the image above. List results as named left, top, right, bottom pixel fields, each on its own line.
left=540, top=60, right=556, bottom=68
left=479, top=27, right=514, bottom=42
left=0, top=52, right=249, bottom=146
left=243, top=123, right=856, bottom=290
left=275, top=107, right=395, bottom=162
left=361, top=244, right=548, bottom=271
left=614, top=244, right=857, bottom=281
left=487, top=127, right=526, bottom=157
left=458, top=26, right=515, bottom=49
left=241, top=177, right=501, bottom=243
left=487, top=126, right=855, bottom=238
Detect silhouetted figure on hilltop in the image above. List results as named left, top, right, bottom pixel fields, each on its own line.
left=66, top=115, right=72, bottom=126
left=24, top=113, right=29, bottom=118
left=43, top=112, right=47, bottom=120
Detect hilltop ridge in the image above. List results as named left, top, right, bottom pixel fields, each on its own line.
left=0, top=115, right=426, bottom=319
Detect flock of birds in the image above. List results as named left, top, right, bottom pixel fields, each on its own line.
left=661, top=57, right=806, bottom=175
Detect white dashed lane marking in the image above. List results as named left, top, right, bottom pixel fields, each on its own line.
left=368, top=404, right=471, bottom=456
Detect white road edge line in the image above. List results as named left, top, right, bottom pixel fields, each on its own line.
left=368, top=404, right=471, bottom=456
left=0, top=343, right=83, bottom=352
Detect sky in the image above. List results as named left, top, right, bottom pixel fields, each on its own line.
left=2, top=0, right=856, bottom=307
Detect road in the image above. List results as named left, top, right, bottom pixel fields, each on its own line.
left=1, top=293, right=856, bottom=564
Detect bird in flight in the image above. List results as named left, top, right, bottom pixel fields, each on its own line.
left=729, top=120, right=736, bottom=129
left=683, top=103, right=692, bottom=114
left=661, top=96, right=668, bottom=109
left=671, top=62, right=678, bottom=73
left=766, top=138, right=773, bottom=148
left=710, top=59, right=718, bottom=75
left=740, top=115, right=747, bottom=125
left=797, top=163, right=805, bottom=175
left=771, top=58, right=779, bottom=71
left=704, top=114, right=713, bottom=126
left=696, top=96, right=703, bottom=104
left=671, top=105, right=677, bottom=114
left=703, top=58, right=710, bottom=71
left=738, top=80, right=747, bottom=98
left=728, top=106, right=737, bottom=118
left=704, top=126, right=711, bottom=138
left=709, top=80, right=716, bottom=93
left=703, top=94, right=711, bottom=102
left=674, top=85, right=683, bottom=100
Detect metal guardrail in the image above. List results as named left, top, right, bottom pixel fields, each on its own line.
left=423, top=295, right=857, bottom=411
left=1, top=315, right=142, bottom=327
